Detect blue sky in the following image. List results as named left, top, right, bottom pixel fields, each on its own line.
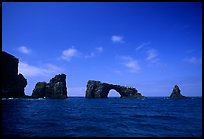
left=2, top=2, right=202, bottom=97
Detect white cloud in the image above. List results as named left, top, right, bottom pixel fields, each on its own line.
left=111, top=35, right=124, bottom=43
left=146, top=49, right=158, bottom=62
left=18, top=61, right=64, bottom=77
left=95, top=47, right=103, bottom=53
left=18, top=46, right=31, bottom=54
left=184, top=57, right=202, bottom=64
left=61, top=48, right=78, bottom=61
left=135, top=42, right=150, bottom=51
left=125, top=61, right=140, bottom=72
left=121, top=56, right=140, bottom=73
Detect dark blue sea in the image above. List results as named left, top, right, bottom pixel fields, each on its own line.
left=1, top=97, right=202, bottom=137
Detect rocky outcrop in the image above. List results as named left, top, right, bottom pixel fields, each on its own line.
left=32, top=82, right=47, bottom=98
left=170, top=85, right=186, bottom=99
left=1, top=51, right=27, bottom=98
left=32, top=74, right=68, bottom=98
left=85, top=80, right=144, bottom=98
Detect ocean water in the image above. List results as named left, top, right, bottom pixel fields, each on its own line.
left=1, top=97, right=202, bottom=137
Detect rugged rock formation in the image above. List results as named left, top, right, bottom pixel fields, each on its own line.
left=32, top=82, right=47, bottom=98
left=32, top=74, right=68, bottom=98
left=170, top=85, right=186, bottom=99
left=85, top=80, right=144, bottom=98
left=1, top=51, right=27, bottom=98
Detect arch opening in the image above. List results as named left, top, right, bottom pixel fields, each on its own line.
left=107, top=89, right=121, bottom=98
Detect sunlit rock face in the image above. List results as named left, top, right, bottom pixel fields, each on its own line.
left=85, top=80, right=144, bottom=98
left=1, top=51, right=27, bottom=98
left=32, top=74, right=68, bottom=99
left=170, top=85, right=186, bottom=99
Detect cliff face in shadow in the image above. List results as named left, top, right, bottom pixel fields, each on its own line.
left=1, top=51, right=27, bottom=98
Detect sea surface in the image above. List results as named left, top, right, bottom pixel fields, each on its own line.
left=1, top=97, right=202, bottom=137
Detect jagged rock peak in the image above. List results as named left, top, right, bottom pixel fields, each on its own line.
left=170, top=85, right=186, bottom=99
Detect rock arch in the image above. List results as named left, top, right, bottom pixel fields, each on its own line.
left=108, top=89, right=120, bottom=97
left=85, top=80, right=144, bottom=98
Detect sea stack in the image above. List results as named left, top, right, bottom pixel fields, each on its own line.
left=85, top=80, right=144, bottom=98
left=170, top=85, right=186, bottom=99
left=1, top=51, right=27, bottom=98
left=32, top=74, right=68, bottom=98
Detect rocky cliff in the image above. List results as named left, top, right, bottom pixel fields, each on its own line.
left=170, top=85, right=186, bottom=99
left=32, top=74, right=68, bottom=98
left=85, top=80, right=144, bottom=98
left=1, top=51, right=27, bottom=98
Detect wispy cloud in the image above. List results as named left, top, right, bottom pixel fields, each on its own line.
left=121, top=56, right=140, bottom=73
left=135, top=42, right=150, bottom=51
left=146, top=49, right=159, bottom=63
left=95, top=47, right=103, bottom=53
left=19, top=61, right=64, bottom=77
left=61, top=47, right=78, bottom=61
left=113, top=70, right=122, bottom=74
left=185, top=49, right=195, bottom=54
left=85, top=52, right=95, bottom=58
left=184, top=57, right=202, bottom=64
left=111, top=35, right=124, bottom=43
left=18, top=46, right=31, bottom=54
left=173, top=24, right=190, bottom=30
left=85, top=47, right=104, bottom=59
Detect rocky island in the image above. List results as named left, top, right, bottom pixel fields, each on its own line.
left=85, top=80, right=144, bottom=98
left=170, top=85, right=186, bottom=99
left=2, top=51, right=189, bottom=100
left=1, top=51, right=27, bottom=98
left=32, top=74, right=68, bottom=99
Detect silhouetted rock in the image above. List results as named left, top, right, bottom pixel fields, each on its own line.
left=32, top=82, right=47, bottom=98
left=170, top=85, right=186, bottom=99
left=85, top=80, right=144, bottom=98
left=16, top=73, right=27, bottom=96
left=32, top=74, right=68, bottom=98
left=1, top=51, right=27, bottom=98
